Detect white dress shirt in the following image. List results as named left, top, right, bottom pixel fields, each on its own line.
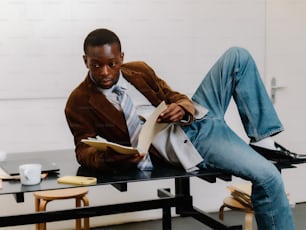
left=98, top=72, right=156, bottom=121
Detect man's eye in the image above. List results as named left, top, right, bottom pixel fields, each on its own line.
left=109, top=62, right=117, bottom=67
left=94, top=64, right=100, bottom=68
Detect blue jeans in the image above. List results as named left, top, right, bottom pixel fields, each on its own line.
left=182, top=47, right=295, bottom=230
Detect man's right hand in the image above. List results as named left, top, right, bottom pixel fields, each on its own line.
left=103, top=147, right=145, bottom=169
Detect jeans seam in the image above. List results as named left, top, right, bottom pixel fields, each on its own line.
left=235, top=87, right=259, bottom=139
left=254, top=127, right=284, bottom=141
left=253, top=176, right=278, bottom=229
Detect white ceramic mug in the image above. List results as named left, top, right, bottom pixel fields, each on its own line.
left=0, top=150, right=7, bottom=162
left=19, top=164, right=42, bottom=185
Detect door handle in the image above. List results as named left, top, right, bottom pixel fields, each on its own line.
left=271, top=77, right=286, bottom=104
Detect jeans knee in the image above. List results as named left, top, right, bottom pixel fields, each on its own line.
left=226, top=46, right=251, bottom=61
left=252, top=167, right=284, bottom=199
left=267, top=169, right=283, bottom=189
left=223, top=46, right=256, bottom=79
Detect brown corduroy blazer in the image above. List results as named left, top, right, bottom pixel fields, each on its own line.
left=65, top=61, right=195, bottom=171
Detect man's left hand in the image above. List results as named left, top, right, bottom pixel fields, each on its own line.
left=157, top=103, right=185, bottom=123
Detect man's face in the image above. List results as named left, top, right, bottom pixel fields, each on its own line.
left=83, top=43, right=124, bottom=89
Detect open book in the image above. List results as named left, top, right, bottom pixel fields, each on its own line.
left=81, top=101, right=168, bottom=155
left=227, top=183, right=252, bottom=207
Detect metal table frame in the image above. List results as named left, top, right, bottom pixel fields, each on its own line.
left=2, top=149, right=293, bottom=229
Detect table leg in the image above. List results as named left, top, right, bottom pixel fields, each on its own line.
left=162, top=206, right=172, bottom=230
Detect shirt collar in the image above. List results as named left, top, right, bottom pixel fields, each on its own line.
left=90, top=71, right=128, bottom=94
left=115, top=73, right=128, bottom=91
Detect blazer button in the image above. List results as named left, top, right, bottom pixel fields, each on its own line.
left=184, top=140, right=187, bottom=143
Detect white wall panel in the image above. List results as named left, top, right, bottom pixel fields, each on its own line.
left=0, top=0, right=266, bottom=228
left=266, top=0, right=306, bottom=204
left=0, top=0, right=265, bottom=99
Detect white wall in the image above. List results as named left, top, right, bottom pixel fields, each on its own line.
left=265, top=0, right=306, bottom=204
left=3, top=0, right=299, bottom=229
left=0, top=0, right=266, bottom=100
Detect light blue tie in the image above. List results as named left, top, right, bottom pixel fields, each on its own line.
left=112, top=86, right=153, bottom=170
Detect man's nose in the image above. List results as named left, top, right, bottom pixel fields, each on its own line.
left=100, top=65, right=109, bottom=75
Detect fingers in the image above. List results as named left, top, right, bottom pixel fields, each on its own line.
left=104, top=148, right=145, bottom=167
left=128, top=154, right=145, bottom=164
left=158, top=103, right=185, bottom=123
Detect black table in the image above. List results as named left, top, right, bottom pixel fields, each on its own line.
left=0, top=149, right=245, bottom=229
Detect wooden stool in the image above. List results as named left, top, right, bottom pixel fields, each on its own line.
left=219, top=196, right=253, bottom=230
left=33, top=187, right=89, bottom=230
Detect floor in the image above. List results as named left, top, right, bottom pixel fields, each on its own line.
left=93, top=202, right=306, bottom=230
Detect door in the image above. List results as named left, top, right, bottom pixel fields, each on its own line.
left=266, top=0, right=306, bottom=203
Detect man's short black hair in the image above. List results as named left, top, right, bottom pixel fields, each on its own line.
left=83, top=28, right=121, bottom=54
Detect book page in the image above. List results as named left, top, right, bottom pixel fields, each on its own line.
left=227, top=182, right=252, bottom=196
left=0, top=167, right=9, bottom=178
left=81, top=101, right=168, bottom=155
left=81, top=138, right=138, bottom=155
left=137, top=101, right=167, bottom=153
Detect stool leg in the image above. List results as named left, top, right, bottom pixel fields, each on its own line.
left=218, top=204, right=226, bottom=221
left=35, top=198, right=41, bottom=230
left=76, top=198, right=82, bottom=230
left=39, top=200, right=49, bottom=230
left=245, top=212, right=253, bottom=230
left=81, top=196, right=90, bottom=230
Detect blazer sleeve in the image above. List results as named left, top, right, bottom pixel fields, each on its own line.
left=123, top=61, right=195, bottom=123
left=152, top=73, right=195, bottom=123
left=65, top=88, right=114, bottom=172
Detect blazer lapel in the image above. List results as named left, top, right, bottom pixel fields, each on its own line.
left=121, top=69, right=162, bottom=107
left=88, top=89, right=128, bottom=135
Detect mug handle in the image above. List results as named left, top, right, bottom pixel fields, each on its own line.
left=23, top=169, right=30, bottom=181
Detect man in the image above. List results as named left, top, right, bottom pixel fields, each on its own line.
left=65, top=28, right=305, bottom=229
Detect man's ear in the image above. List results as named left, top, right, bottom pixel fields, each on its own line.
left=120, top=52, right=124, bottom=65
left=83, top=55, right=89, bottom=68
